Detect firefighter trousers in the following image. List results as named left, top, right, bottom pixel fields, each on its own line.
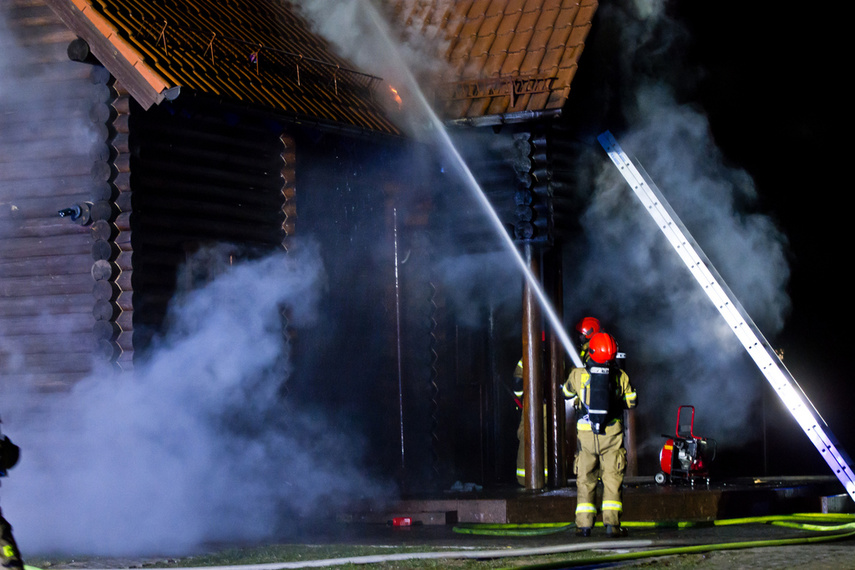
left=0, top=509, right=22, bottom=570
left=516, top=405, right=547, bottom=486
left=574, top=421, right=626, bottom=528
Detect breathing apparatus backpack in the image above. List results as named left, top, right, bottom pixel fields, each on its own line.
left=584, top=363, right=618, bottom=434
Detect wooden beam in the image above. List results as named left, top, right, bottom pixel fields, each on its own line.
left=43, top=0, right=170, bottom=109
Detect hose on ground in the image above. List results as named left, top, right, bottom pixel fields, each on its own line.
left=503, top=527, right=855, bottom=570
left=453, top=512, right=855, bottom=536
left=452, top=513, right=855, bottom=569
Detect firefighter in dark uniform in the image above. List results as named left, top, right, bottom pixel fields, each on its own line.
left=514, top=317, right=602, bottom=485
left=0, top=425, right=22, bottom=570
left=563, top=332, right=637, bottom=537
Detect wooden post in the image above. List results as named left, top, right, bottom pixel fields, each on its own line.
left=522, top=244, right=544, bottom=490
left=625, top=408, right=637, bottom=477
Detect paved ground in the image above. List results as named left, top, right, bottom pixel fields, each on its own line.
left=27, top=478, right=855, bottom=569
left=32, top=519, right=855, bottom=570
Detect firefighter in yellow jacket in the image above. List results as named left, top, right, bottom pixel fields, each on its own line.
left=563, top=332, right=636, bottom=538
left=515, top=317, right=602, bottom=485
left=0, top=425, right=22, bottom=570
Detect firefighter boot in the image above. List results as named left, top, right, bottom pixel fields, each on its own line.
left=605, top=524, right=628, bottom=538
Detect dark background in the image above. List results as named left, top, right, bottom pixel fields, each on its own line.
left=566, top=0, right=851, bottom=475
left=679, top=2, right=851, bottom=472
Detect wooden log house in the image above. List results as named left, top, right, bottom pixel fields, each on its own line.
left=0, top=0, right=600, bottom=490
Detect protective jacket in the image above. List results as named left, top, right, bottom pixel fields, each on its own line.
left=563, top=363, right=636, bottom=529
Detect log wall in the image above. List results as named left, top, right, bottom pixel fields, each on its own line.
left=0, top=1, right=293, bottom=388
left=0, top=0, right=104, bottom=391
left=123, top=96, right=291, bottom=355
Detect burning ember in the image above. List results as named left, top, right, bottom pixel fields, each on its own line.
left=389, top=85, right=403, bottom=109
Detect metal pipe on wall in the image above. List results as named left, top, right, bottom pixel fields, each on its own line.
left=546, top=247, right=566, bottom=487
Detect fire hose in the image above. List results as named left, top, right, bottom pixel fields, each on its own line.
left=42, top=514, right=854, bottom=570
left=454, top=513, right=855, bottom=569
left=453, top=512, right=855, bottom=536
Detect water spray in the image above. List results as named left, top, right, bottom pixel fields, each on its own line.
left=361, top=4, right=584, bottom=370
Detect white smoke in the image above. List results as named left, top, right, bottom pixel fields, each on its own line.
left=291, top=0, right=449, bottom=84
left=290, top=0, right=451, bottom=140
left=565, top=3, right=791, bottom=458
left=286, top=1, right=793, bottom=455
left=4, top=244, right=394, bottom=556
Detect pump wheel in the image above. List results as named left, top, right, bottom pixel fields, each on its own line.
left=654, top=471, right=668, bottom=485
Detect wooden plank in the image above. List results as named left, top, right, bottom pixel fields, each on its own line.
left=0, top=372, right=87, bottom=392
left=0, top=219, right=91, bottom=240
left=0, top=122, right=102, bottom=154
left=0, top=273, right=95, bottom=296
left=0, top=331, right=94, bottom=354
left=0, top=174, right=94, bottom=200
left=0, top=293, right=94, bottom=317
left=0, top=351, right=95, bottom=374
left=0, top=236, right=91, bottom=260
left=0, top=254, right=93, bottom=278
left=0, top=312, right=94, bottom=336
left=0, top=155, right=94, bottom=182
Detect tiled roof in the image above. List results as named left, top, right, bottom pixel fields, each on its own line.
left=393, top=0, right=598, bottom=122
left=44, top=0, right=401, bottom=135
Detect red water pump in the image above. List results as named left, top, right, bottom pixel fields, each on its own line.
left=655, top=405, right=716, bottom=486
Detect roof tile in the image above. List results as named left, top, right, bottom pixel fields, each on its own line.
left=51, top=0, right=599, bottom=128
left=429, top=0, right=598, bottom=121
left=46, top=0, right=400, bottom=134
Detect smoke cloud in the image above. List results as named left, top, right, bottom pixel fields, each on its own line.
left=290, top=0, right=451, bottom=140
left=564, top=2, right=791, bottom=457
left=0, top=3, right=397, bottom=555
left=4, top=244, right=394, bottom=555
left=294, top=0, right=793, bottom=459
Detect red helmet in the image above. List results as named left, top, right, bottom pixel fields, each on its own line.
left=575, top=317, right=601, bottom=340
left=588, top=332, right=617, bottom=364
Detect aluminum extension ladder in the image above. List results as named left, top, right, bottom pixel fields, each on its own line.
left=598, top=131, right=855, bottom=501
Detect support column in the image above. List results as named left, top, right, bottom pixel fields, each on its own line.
left=522, top=244, right=544, bottom=490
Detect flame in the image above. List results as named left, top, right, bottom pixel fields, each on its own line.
left=389, top=85, right=402, bottom=109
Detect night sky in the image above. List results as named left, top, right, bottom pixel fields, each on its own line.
left=564, top=0, right=851, bottom=474
left=677, top=3, right=852, bottom=467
